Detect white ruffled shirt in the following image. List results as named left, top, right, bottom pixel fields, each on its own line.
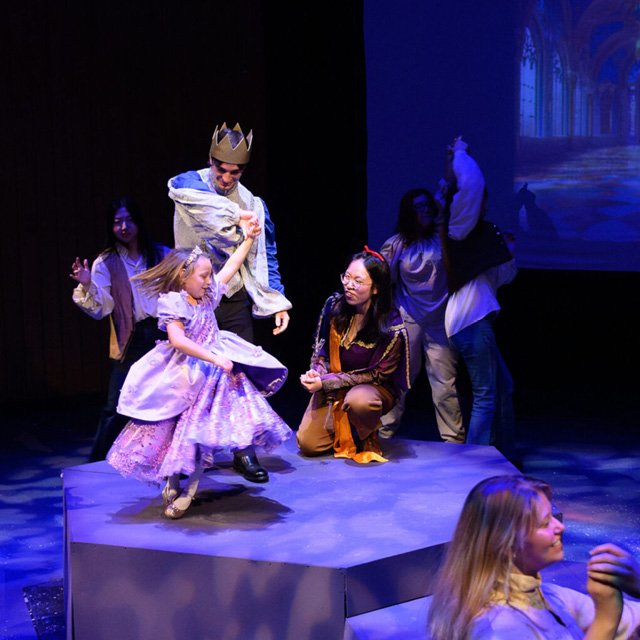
left=72, top=244, right=166, bottom=323
left=380, top=232, right=448, bottom=330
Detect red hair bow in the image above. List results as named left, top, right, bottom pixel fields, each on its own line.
left=364, top=245, right=385, bottom=262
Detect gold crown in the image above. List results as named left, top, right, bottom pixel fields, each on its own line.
left=209, top=122, right=253, bottom=165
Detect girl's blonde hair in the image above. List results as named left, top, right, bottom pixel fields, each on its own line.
left=426, top=475, right=552, bottom=640
left=131, top=248, right=210, bottom=296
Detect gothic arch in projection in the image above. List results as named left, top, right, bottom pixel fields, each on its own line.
left=518, top=0, right=640, bottom=144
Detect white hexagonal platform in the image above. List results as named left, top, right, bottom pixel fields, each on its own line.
left=63, top=438, right=517, bottom=640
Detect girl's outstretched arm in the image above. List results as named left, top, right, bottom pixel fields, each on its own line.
left=166, top=321, right=232, bottom=372
left=217, top=220, right=261, bottom=285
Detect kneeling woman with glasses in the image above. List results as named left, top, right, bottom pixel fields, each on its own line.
left=297, top=248, right=410, bottom=463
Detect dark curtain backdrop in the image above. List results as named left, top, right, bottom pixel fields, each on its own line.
left=1, top=1, right=367, bottom=406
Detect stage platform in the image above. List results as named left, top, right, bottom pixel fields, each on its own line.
left=63, top=437, right=518, bottom=640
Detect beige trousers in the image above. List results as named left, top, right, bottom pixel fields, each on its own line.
left=296, top=384, right=395, bottom=456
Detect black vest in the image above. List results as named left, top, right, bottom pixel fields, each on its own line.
left=440, top=190, right=512, bottom=293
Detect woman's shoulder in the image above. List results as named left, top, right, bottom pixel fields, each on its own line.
left=380, top=234, right=406, bottom=259
left=90, top=248, right=121, bottom=274
left=540, top=582, right=593, bottom=617
left=94, top=247, right=118, bottom=264
left=387, top=305, right=406, bottom=335
left=318, top=292, right=342, bottom=315
left=381, top=233, right=404, bottom=249
left=324, top=291, right=342, bottom=306
left=313, top=292, right=342, bottom=334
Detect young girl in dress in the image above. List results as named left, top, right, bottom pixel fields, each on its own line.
left=107, top=221, right=291, bottom=519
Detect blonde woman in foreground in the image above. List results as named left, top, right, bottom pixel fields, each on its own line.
left=427, top=476, right=640, bottom=639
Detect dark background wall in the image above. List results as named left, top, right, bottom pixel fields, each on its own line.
left=2, top=1, right=267, bottom=403
left=365, top=0, right=519, bottom=251
left=1, top=1, right=367, bottom=409
left=1, top=1, right=636, bottom=425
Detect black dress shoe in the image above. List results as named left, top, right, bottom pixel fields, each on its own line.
left=233, top=453, right=269, bottom=483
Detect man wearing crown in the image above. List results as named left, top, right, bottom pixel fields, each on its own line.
left=168, top=123, right=292, bottom=483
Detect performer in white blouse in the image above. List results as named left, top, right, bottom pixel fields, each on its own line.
left=71, top=196, right=169, bottom=461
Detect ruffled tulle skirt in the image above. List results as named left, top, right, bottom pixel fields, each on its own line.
left=107, top=371, right=291, bottom=485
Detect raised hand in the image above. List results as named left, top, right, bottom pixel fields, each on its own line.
left=70, top=257, right=91, bottom=288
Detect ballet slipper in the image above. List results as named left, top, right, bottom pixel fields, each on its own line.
left=164, top=494, right=193, bottom=520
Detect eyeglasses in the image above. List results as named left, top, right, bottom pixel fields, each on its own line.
left=413, top=201, right=431, bottom=211
left=340, top=273, right=372, bottom=289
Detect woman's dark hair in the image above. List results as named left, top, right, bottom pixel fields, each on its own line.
left=102, top=196, right=163, bottom=268
left=396, top=188, right=438, bottom=244
left=333, top=251, right=392, bottom=343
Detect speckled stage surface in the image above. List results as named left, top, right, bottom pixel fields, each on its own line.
left=63, top=438, right=517, bottom=640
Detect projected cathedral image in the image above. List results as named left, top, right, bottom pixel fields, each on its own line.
left=515, top=0, right=640, bottom=270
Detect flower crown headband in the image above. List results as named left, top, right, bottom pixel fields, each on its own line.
left=184, top=245, right=204, bottom=269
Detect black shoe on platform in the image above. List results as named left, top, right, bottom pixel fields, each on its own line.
left=233, top=453, right=269, bottom=483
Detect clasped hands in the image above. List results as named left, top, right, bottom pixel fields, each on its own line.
left=300, top=369, right=323, bottom=393
left=588, top=543, right=640, bottom=599
left=239, top=210, right=261, bottom=240
left=586, top=542, right=640, bottom=627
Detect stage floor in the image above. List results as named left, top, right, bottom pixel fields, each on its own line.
left=63, top=437, right=518, bottom=639
left=4, top=403, right=639, bottom=640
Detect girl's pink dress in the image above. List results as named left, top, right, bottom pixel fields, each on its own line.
left=107, top=276, right=290, bottom=485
